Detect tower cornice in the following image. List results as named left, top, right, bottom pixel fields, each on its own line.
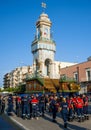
left=36, top=13, right=52, bottom=28
left=36, top=21, right=52, bottom=28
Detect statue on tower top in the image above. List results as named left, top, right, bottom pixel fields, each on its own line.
left=41, top=2, right=46, bottom=13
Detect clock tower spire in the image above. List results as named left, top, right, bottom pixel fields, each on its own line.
left=31, top=4, right=57, bottom=78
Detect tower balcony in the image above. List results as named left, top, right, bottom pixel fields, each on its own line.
left=32, top=37, right=55, bottom=45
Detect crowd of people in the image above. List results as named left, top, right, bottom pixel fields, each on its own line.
left=0, top=93, right=90, bottom=128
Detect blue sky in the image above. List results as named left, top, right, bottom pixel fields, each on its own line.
left=0, top=0, right=91, bottom=86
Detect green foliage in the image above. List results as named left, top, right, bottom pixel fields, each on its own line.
left=3, top=87, right=15, bottom=92
left=3, top=84, right=26, bottom=93
left=14, top=84, right=26, bottom=93
left=60, top=76, right=76, bottom=83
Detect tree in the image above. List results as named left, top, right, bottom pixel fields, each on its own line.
left=15, top=84, right=26, bottom=93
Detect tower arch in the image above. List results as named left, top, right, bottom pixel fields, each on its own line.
left=45, top=58, right=52, bottom=76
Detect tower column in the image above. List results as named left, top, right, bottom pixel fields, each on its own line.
left=49, top=62, right=54, bottom=78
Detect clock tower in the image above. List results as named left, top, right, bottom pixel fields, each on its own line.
left=31, top=11, right=58, bottom=78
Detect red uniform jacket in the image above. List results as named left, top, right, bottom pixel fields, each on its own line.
left=68, top=99, right=73, bottom=109
left=76, top=97, right=83, bottom=108
left=31, top=98, right=39, bottom=104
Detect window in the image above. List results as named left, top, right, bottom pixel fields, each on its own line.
left=74, top=72, right=78, bottom=82
left=86, top=68, right=91, bottom=81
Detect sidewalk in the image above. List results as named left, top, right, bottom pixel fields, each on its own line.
left=4, top=105, right=91, bottom=130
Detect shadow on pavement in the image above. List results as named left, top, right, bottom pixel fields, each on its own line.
left=43, top=114, right=89, bottom=130
left=67, top=123, right=89, bottom=130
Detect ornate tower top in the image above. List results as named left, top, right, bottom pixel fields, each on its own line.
left=36, top=2, right=51, bottom=27
left=31, top=1, right=55, bottom=45
left=36, top=12, right=52, bottom=28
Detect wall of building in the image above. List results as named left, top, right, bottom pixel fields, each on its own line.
left=60, top=60, right=91, bottom=94
left=60, top=60, right=91, bottom=82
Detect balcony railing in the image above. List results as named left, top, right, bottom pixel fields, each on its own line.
left=26, top=72, right=44, bottom=86
left=32, top=37, right=55, bottom=45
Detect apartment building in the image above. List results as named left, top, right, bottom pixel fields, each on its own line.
left=3, top=66, right=33, bottom=88
left=3, top=73, right=10, bottom=88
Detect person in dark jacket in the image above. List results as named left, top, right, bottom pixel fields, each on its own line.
left=60, top=97, right=69, bottom=128
left=39, top=95, right=45, bottom=117
left=22, top=96, right=30, bottom=119
left=15, top=96, right=22, bottom=117
left=50, top=96, right=58, bottom=122
left=7, top=94, right=13, bottom=115
left=1, top=98, right=5, bottom=114
left=82, top=94, right=89, bottom=120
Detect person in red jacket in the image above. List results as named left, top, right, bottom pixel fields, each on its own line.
left=76, top=95, right=84, bottom=122
left=31, top=96, right=39, bottom=120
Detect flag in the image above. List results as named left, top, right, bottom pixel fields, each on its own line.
left=41, top=2, right=46, bottom=9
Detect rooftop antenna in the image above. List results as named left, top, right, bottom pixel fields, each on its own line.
left=41, top=2, right=46, bottom=13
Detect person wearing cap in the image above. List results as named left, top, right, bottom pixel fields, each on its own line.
left=60, top=97, right=69, bottom=128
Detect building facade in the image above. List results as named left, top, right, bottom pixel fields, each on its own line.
left=60, top=58, right=91, bottom=94
left=3, top=66, right=33, bottom=88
